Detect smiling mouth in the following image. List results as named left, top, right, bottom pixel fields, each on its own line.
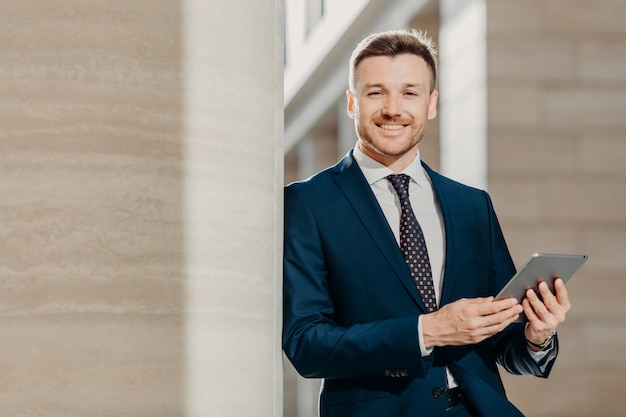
left=377, top=123, right=407, bottom=130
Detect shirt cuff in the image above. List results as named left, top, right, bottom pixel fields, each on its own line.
left=527, top=346, right=550, bottom=361
left=527, top=339, right=557, bottom=372
left=418, top=315, right=434, bottom=357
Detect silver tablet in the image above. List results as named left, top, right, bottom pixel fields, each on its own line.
left=496, top=253, right=588, bottom=320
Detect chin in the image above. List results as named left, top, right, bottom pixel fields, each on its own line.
left=376, top=140, right=418, bottom=156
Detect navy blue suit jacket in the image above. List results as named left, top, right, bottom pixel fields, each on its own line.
left=283, top=151, right=557, bottom=417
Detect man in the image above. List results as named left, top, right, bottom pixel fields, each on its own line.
left=283, top=29, right=570, bottom=417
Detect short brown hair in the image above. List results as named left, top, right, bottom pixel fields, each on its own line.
left=349, top=29, right=438, bottom=93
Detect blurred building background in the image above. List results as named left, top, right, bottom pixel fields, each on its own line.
left=284, top=0, right=626, bottom=416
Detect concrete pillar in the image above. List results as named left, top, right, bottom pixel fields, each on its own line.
left=184, top=1, right=283, bottom=416
left=439, top=0, right=488, bottom=189
left=0, top=1, right=283, bottom=416
left=409, top=2, right=441, bottom=171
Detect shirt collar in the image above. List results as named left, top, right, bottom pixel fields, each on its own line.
left=353, top=144, right=429, bottom=189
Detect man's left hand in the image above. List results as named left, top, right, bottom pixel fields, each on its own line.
left=523, top=277, right=571, bottom=348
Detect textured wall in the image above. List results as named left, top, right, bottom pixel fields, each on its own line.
left=486, top=1, right=626, bottom=416
left=0, top=1, right=282, bottom=416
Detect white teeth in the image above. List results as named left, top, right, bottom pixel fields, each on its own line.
left=380, top=124, right=404, bottom=130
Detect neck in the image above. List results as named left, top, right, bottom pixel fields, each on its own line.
left=357, top=142, right=418, bottom=173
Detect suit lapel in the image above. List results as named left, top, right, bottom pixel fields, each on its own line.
left=333, top=152, right=427, bottom=310
left=421, top=163, right=461, bottom=307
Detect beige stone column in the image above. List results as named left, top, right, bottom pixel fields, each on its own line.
left=0, top=1, right=283, bottom=416
left=439, top=0, right=488, bottom=189
left=183, top=1, right=284, bottom=416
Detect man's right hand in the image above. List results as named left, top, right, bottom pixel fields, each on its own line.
left=422, top=297, right=522, bottom=349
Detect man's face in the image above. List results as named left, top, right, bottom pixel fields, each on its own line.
left=347, top=54, right=438, bottom=169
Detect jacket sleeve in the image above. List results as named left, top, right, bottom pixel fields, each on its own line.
left=282, top=184, right=426, bottom=380
left=494, top=324, right=558, bottom=377
left=484, top=191, right=558, bottom=377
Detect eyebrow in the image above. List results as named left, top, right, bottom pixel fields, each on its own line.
left=362, top=82, right=426, bottom=90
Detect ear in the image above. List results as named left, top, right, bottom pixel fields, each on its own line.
left=427, top=90, right=438, bottom=120
left=346, top=90, right=356, bottom=119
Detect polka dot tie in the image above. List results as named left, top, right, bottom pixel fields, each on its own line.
left=387, top=174, right=437, bottom=312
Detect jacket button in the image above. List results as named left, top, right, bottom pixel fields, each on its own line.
left=432, top=386, right=444, bottom=398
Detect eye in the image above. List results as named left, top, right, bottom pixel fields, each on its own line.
left=404, top=91, right=419, bottom=97
left=367, top=90, right=383, bottom=96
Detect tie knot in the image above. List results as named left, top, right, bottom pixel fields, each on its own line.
left=386, top=174, right=411, bottom=201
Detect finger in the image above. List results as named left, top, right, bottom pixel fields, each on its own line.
left=538, top=280, right=570, bottom=318
left=537, top=281, right=559, bottom=313
left=483, top=303, right=522, bottom=327
left=483, top=297, right=520, bottom=316
left=452, top=297, right=497, bottom=317
left=522, top=297, right=540, bottom=323
left=457, top=302, right=522, bottom=343
left=481, top=307, right=522, bottom=336
left=525, top=287, right=550, bottom=319
left=537, top=281, right=556, bottom=301
left=553, top=278, right=571, bottom=310
left=528, top=285, right=567, bottom=328
left=498, top=305, right=523, bottom=324
left=465, top=297, right=494, bottom=304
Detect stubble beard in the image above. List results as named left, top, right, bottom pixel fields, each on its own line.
left=356, top=120, right=426, bottom=159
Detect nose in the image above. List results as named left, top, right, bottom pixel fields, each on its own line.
left=382, top=93, right=402, bottom=117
